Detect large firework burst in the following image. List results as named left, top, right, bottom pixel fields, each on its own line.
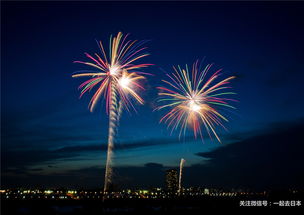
left=73, top=32, right=151, bottom=113
left=72, top=32, right=151, bottom=192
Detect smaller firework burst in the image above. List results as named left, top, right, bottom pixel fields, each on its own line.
left=156, top=61, right=237, bottom=142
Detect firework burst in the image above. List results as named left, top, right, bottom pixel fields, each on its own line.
left=72, top=32, right=151, bottom=192
left=157, top=61, right=237, bottom=143
left=72, top=32, right=151, bottom=113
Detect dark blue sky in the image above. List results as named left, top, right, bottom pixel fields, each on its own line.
left=2, top=1, right=304, bottom=189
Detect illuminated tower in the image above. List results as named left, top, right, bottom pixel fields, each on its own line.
left=165, top=169, right=178, bottom=193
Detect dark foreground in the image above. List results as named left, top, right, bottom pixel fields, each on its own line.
left=2, top=195, right=304, bottom=215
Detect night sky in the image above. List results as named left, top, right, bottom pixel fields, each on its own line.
left=2, top=1, right=304, bottom=190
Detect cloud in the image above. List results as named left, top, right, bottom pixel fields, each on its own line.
left=2, top=164, right=166, bottom=189
left=53, top=138, right=180, bottom=153
left=29, top=168, right=44, bottom=172
left=3, top=114, right=304, bottom=190
left=1, top=148, right=74, bottom=172
left=144, top=163, right=164, bottom=168
left=190, top=119, right=304, bottom=190
left=2, top=117, right=304, bottom=190
left=1, top=136, right=185, bottom=175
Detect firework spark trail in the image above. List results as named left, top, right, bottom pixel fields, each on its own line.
left=104, top=96, right=124, bottom=189
left=104, top=81, right=118, bottom=192
left=72, top=32, right=152, bottom=193
left=116, top=98, right=124, bottom=128
left=156, top=61, right=237, bottom=142
left=178, top=158, right=186, bottom=194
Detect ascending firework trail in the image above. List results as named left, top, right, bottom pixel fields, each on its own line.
left=72, top=32, right=152, bottom=192
left=179, top=158, right=186, bottom=194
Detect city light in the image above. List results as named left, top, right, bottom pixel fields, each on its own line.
left=0, top=187, right=251, bottom=200
left=44, top=190, right=53, bottom=194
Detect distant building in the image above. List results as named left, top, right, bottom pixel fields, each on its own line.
left=165, top=169, right=178, bottom=192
